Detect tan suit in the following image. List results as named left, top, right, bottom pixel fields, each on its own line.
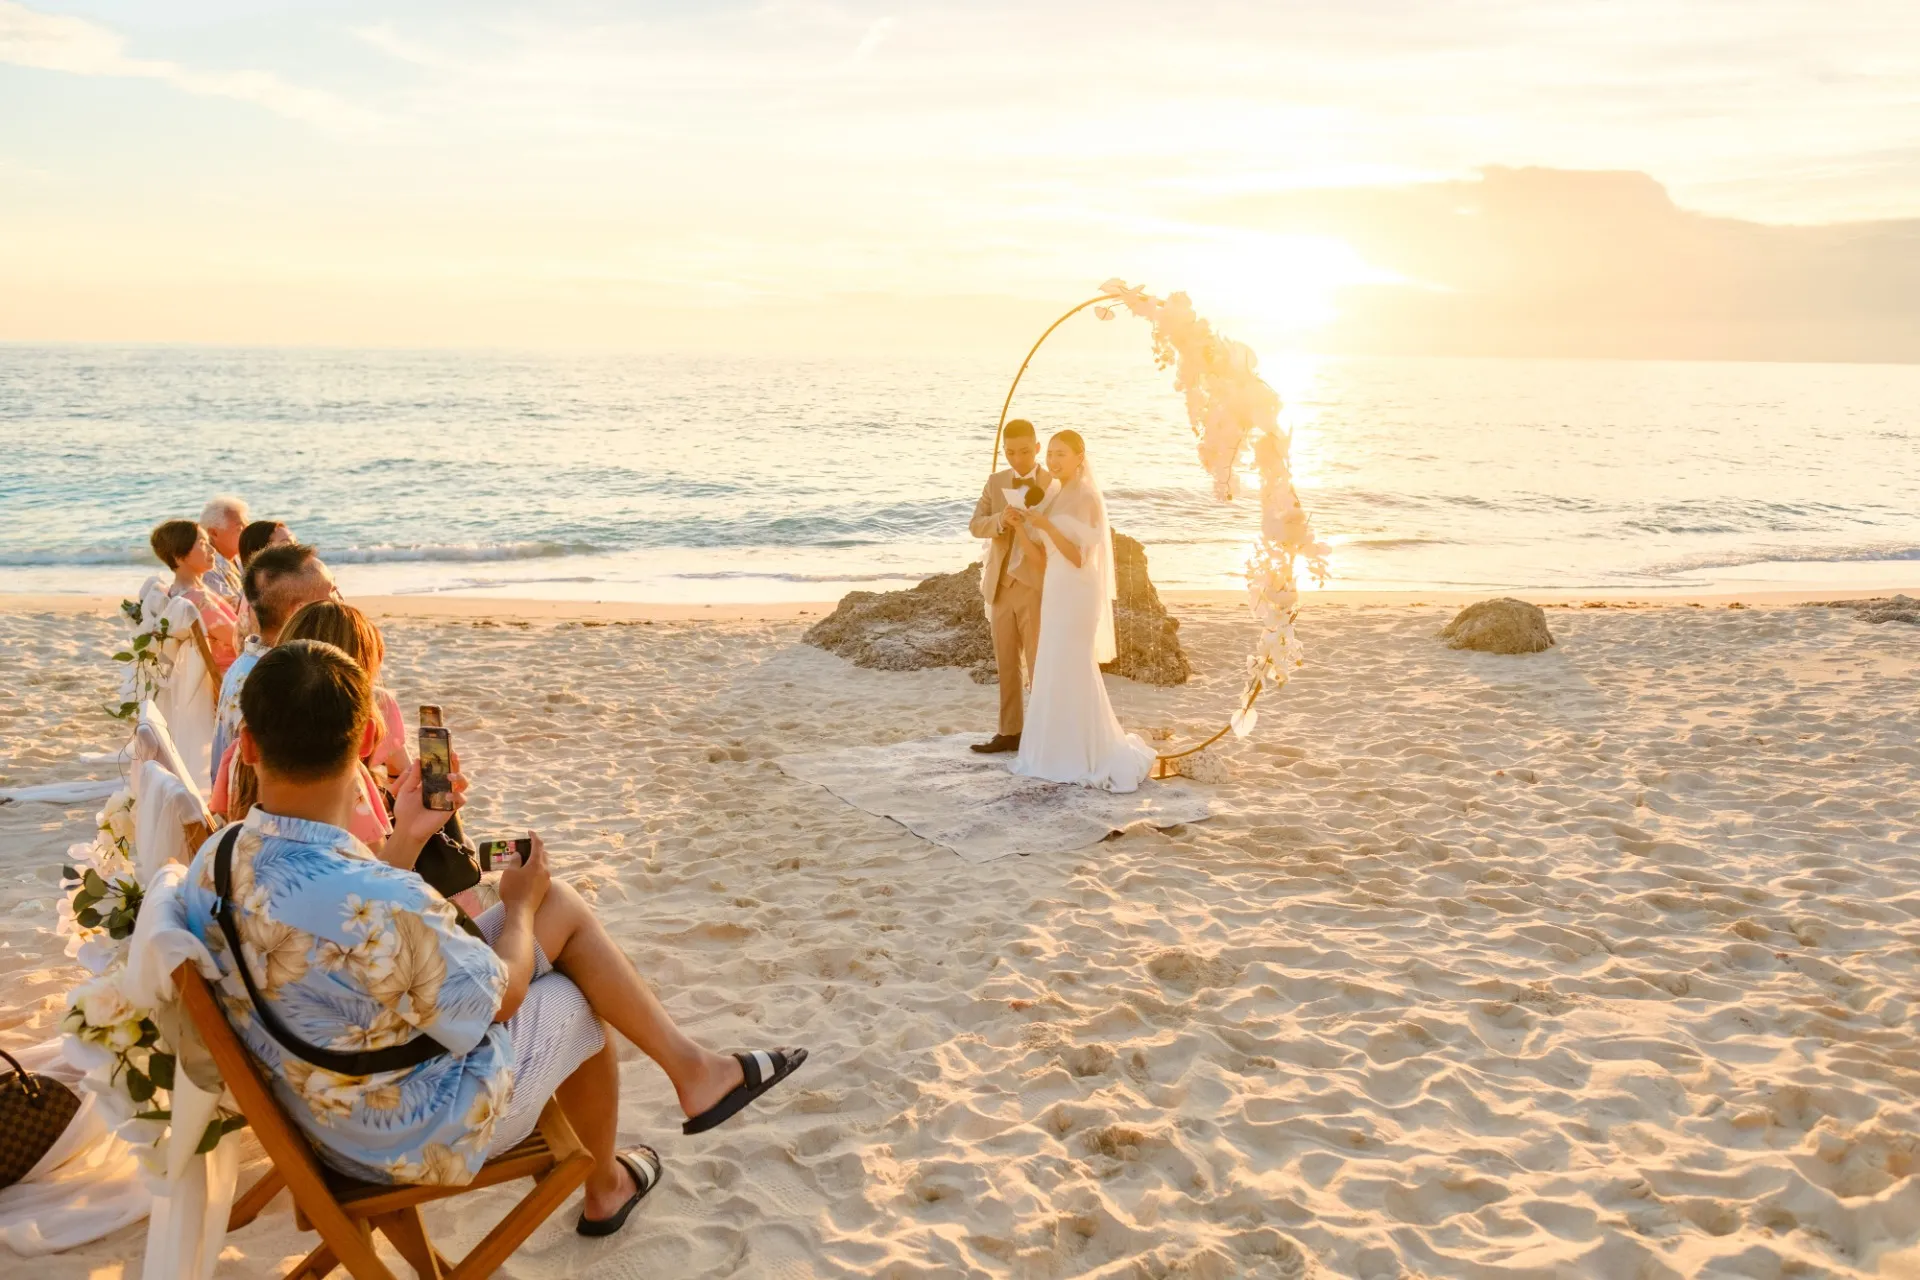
left=970, top=465, right=1051, bottom=736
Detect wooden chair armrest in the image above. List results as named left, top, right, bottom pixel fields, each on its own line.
left=190, top=618, right=221, bottom=712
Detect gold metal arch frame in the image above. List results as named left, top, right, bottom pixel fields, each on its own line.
left=989, top=294, right=1261, bottom=777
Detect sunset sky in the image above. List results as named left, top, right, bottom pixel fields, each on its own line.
left=3, top=1, right=1917, bottom=356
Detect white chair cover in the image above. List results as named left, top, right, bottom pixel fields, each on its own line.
left=131, top=761, right=209, bottom=880
left=132, top=704, right=208, bottom=816
left=153, top=598, right=215, bottom=794
left=122, top=863, right=235, bottom=1280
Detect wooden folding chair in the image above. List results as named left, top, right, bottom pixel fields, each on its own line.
left=188, top=618, right=222, bottom=716
left=175, top=962, right=595, bottom=1279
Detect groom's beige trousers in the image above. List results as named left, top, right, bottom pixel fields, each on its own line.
left=992, top=578, right=1042, bottom=736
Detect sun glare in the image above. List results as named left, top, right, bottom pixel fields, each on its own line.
left=1170, top=232, right=1396, bottom=347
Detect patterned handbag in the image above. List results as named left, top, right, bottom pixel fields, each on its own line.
left=0, top=1044, right=82, bottom=1188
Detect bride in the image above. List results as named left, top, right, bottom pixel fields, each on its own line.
left=1005, top=430, right=1157, bottom=793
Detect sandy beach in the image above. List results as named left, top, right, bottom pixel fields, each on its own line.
left=3, top=593, right=1917, bottom=1278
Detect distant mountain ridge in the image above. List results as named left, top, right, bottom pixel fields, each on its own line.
left=1210, top=166, right=1920, bottom=364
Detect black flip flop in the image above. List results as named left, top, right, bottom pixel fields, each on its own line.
left=682, top=1047, right=809, bottom=1135
left=576, top=1146, right=662, bottom=1237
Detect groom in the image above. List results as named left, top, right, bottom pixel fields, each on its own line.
left=969, top=418, right=1050, bottom=754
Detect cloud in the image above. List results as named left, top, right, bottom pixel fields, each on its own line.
left=0, top=1, right=376, bottom=132
left=1203, top=167, right=1920, bottom=362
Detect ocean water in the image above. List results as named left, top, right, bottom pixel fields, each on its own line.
left=1, top=344, right=1916, bottom=602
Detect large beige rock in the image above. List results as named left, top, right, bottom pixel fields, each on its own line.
left=804, top=532, right=1190, bottom=685
left=1440, top=597, right=1556, bottom=654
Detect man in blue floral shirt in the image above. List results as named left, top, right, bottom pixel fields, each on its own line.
left=183, top=640, right=806, bottom=1234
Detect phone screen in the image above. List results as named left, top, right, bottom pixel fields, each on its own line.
left=478, top=837, right=531, bottom=872
left=419, top=727, right=453, bottom=811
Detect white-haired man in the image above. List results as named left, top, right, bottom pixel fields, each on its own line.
left=200, top=495, right=250, bottom=607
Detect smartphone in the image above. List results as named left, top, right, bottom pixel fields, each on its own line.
left=419, top=726, right=453, bottom=812
left=418, top=705, right=443, bottom=729
left=478, top=837, right=533, bottom=872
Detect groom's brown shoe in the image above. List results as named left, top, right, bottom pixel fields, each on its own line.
left=970, top=733, right=1020, bottom=754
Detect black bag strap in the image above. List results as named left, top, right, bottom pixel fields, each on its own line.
left=0, top=1045, right=44, bottom=1100
left=213, top=825, right=451, bottom=1075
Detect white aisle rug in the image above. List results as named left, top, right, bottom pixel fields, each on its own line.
left=776, top=733, right=1211, bottom=862
left=0, top=779, right=122, bottom=806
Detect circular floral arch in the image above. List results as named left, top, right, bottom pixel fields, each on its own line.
left=990, top=280, right=1328, bottom=768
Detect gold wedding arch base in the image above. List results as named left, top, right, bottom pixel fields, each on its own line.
left=989, top=293, right=1263, bottom=776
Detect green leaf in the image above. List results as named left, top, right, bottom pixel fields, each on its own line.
left=126, top=1066, right=155, bottom=1102
left=133, top=1108, right=172, bottom=1122
left=62, top=864, right=81, bottom=883
left=132, top=633, right=151, bottom=651
left=83, top=868, right=109, bottom=897
left=195, top=1115, right=247, bottom=1154
left=72, top=887, right=101, bottom=910
left=149, top=1052, right=176, bottom=1091
left=76, top=906, right=103, bottom=929
left=137, top=1022, right=159, bottom=1048
left=113, top=650, right=134, bottom=663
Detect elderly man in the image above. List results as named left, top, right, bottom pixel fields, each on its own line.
left=199, top=495, right=250, bottom=606
left=211, top=543, right=336, bottom=782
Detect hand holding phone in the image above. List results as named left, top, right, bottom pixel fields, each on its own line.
left=419, top=725, right=454, bottom=812
left=478, top=836, right=533, bottom=872
left=496, top=832, right=550, bottom=913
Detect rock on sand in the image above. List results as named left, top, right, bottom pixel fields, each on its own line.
left=1440, top=597, right=1557, bottom=654
left=804, top=532, right=1190, bottom=685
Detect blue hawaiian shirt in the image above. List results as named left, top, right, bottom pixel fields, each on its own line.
left=181, top=809, right=513, bottom=1185
left=210, top=636, right=267, bottom=778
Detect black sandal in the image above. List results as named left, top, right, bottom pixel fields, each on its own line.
left=682, top=1048, right=809, bottom=1135
left=576, top=1146, right=662, bottom=1237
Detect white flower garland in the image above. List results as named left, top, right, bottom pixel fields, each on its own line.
left=109, top=596, right=181, bottom=722
left=59, top=788, right=245, bottom=1170
left=1096, top=280, right=1329, bottom=736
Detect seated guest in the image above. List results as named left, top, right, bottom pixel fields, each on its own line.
left=238, top=519, right=293, bottom=568
left=150, top=520, right=240, bottom=673
left=200, top=495, right=251, bottom=606
left=213, top=543, right=335, bottom=780
left=234, top=521, right=293, bottom=636
left=266, top=600, right=487, bottom=911
left=279, top=601, right=412, bottom=782
left=180, top=641, right=806, bottom=1231
left=214, top=598, right=494, bottom=911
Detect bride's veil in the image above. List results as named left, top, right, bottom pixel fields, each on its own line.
left=1065, top=452, right=1119, bottom=664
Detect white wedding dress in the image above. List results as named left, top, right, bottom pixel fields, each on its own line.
left=1010, top=467, right=1156, bottom=793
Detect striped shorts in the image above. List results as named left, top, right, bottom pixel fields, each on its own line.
left=472, top=904, right=607, bottom=1156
